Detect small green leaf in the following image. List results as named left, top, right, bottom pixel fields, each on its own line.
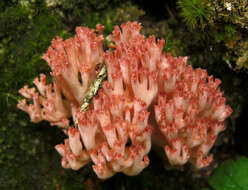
left=209, top=156, right=248, bottom=190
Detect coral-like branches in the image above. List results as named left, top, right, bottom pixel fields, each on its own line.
left=17, top=22, right=232, bottom=179
left=42, top=26, right=104, bottom=105
left=17, top=74, right=71, bottom=129
left=154, top=54, right=232, bottom=168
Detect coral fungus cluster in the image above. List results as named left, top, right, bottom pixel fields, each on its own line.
left=17, top=22, right=232, bottom=179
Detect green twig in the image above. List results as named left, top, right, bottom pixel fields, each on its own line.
left=74, top=63, right=107, bottom=127
left=80, top=64, right=107, bottom=112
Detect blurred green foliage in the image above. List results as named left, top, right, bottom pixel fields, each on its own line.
left=208, top=156, right=248, bottom=190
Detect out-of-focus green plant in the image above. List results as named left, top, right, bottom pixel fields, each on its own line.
left=85, top=2, right=144, bottom=33
left=163, top=29, right=183, bottom=56
left=43, top=0, right=144, bottom=34
left=204, top=156, right=248, bottom=190
left=177, top=0, right=212, bottom=29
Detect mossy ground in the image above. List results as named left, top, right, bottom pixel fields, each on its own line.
left=1, top=0, right=248, bottom=189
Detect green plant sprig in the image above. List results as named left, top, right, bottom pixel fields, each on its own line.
left=74, top=63, right=107, bottom=127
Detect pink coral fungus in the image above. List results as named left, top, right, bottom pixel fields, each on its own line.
left=17, top=22, right=232, bottom=179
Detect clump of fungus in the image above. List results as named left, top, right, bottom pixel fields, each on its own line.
left=18, top=22, right=232, bottom=179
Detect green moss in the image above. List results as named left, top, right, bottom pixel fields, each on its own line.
left=0, top=0, right=71, bottom=189
left=211, top=0, right=248, bottom=30
left=177, top=0, right=248, bottom=70
left=82, top=2, right=145, bottom=34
